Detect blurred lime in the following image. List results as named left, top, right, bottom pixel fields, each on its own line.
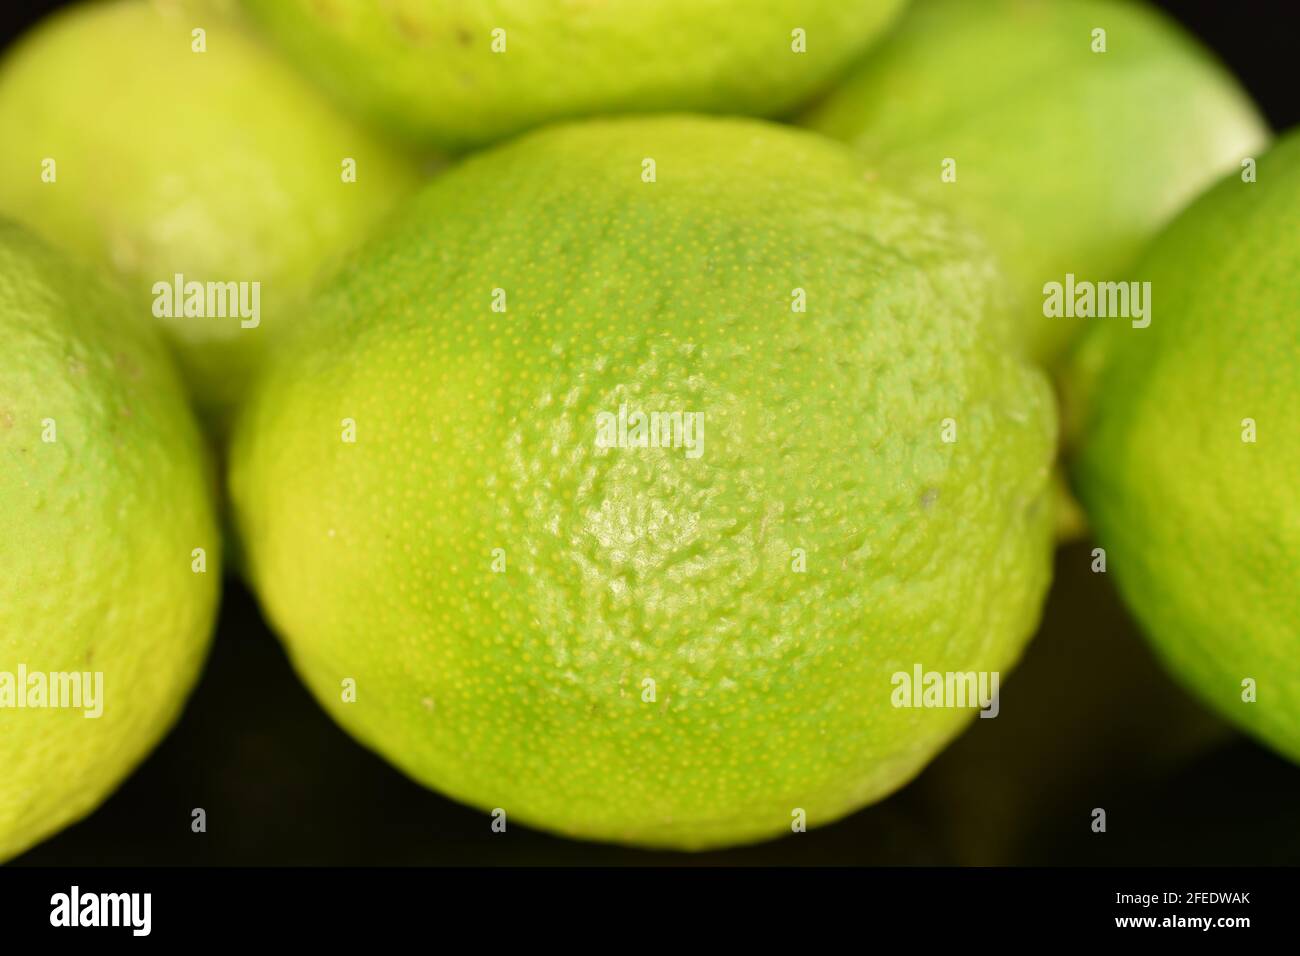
left=0, top=0, right=423, bottom=416
left=802, top=0, right=1268, bottom=364
left=0, top=219, right=220, bottom=861
left=239, top=0, right=909, bottom=150
left=1070, top=129, right=1300, bottom=764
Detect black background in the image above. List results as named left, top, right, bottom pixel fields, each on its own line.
left=4, top=1, right=1299, bottom=866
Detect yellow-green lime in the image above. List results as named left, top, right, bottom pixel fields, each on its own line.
left=801, top=0, right=1268, bottom=364
left=1070, top=129, right=1300, bottom=764
left=230, top=116, right=1057, bottom=849
left=0, top=0, right=423, bottom=416
left=239, top=0, right=909, bottom=151
left=0, top=219, right=221, bottom=862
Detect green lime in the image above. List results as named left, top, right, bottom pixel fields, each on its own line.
left=230, top=116, right=1057, bottom=849
left=801, top=0, right=1268, bottom=364
left=0, top=219, right=220, bottom=861
left=1070, top=129, right=1300, bottom=764
left=239, top=0, right=908, bottom=150
left=0, top=0, right=423, bottom=416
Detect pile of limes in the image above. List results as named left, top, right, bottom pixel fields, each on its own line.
left=0, top=0, right=1293, bottom=858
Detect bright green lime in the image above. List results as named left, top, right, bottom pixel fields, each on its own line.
left=1071, top=129, right=1300, bottom=764
left=0, top=219, right=220, bottom=861
left=0, top=0, right=423, bottom=415
left=802, top=0, right=1268, bottom=363
left=230, top=116, right=1057, bottom=849
left=239, top=0, right=909, bottom=150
